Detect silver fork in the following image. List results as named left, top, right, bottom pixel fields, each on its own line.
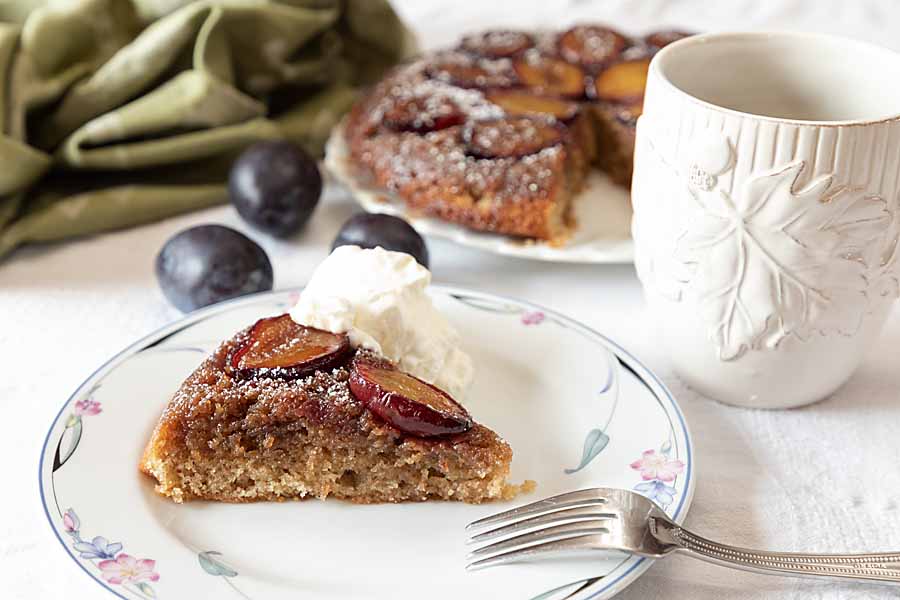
left=466, top=488, right=900, bottom=584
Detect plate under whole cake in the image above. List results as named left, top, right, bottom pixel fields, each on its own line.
left=325, top=122, right=634, bottom=264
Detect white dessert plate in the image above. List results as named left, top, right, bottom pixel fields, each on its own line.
left=40, top=287, right=692, bottom=600
left=324, top=124, right=635, bottom=264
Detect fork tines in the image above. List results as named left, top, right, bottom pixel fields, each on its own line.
left=465, top=489, right=615, bottom=571
left=466, top=488, right=608, bottom=531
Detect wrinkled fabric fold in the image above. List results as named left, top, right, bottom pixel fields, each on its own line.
left=0, top=0, right=411, bottom=261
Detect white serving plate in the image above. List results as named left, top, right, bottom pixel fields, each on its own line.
left=40, top=287, right=692, bottom=600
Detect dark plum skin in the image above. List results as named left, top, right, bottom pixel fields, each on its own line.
left=332, top=213, right=429, bottom=268
left=348, top=356, right=472, bottom=437
left=155, top=225, right=273, bottom=312
left=229, top=140, right=322, bottom=237
left=230, top=314, right=352, bottom=380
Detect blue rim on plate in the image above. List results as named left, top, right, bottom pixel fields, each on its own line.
left=40, top=286, right=694, bottom=600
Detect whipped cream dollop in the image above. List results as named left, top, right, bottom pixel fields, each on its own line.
left=290, top=246, right=474, bottom=400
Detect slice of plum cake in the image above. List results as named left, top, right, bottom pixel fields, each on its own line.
left=141, top=314, right=529, bottom=504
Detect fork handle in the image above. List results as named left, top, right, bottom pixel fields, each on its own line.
left=653, top=519, right=900, bottom=584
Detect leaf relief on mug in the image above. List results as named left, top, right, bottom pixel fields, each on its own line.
left=645, top=128, right=897, bottom=361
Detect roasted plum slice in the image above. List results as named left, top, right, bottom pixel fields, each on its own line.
left=231, top=314, right=351, bottom=379
left=557, top=25, right=628, bottom=68
left=513, top=54, right=586, bottom=97
left=425, top=53, right=517, bottom=89
left=460, top=29, right=534, bottom=58
left=349, top=356, right=472, bottom=437
left=645, top=30, right=695, bottom=51
left=593, top=57, right=651, bottom=104
left=382, top=94, right=466, bottom=133
left=463, top=115, right=564, bottom=159
left=485, top=90, right=579, bottom=122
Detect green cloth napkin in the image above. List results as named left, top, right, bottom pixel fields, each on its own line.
left=0, top=0, right=411, bottom=260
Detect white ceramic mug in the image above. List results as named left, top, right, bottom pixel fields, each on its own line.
left=632, top=32, right=900, bottom=408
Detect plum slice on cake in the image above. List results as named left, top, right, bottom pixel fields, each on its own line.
left=140, top=315, right=526, bottom=504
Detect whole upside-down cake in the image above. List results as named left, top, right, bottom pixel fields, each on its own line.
left=343, top=26, right=693, bottom=241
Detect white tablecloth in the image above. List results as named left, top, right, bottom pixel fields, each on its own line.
left=4, top=1, right=900, bottom=598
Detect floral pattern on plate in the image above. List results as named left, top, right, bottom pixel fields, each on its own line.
left=630, top=441, right=685, bottom=508
left=62, top=509, right=159, bottom=598
left=54, top=388, right=103, bottom=471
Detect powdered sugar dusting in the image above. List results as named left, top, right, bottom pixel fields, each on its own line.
left=559, top=25, right=627, bottom=66
left=361, top=129, right=563, bottom=206
left=460, top=30, right=534, bottom=58
left=351, top=48, right=569, bottom=207
left=370, top=78, right=503, bottom=130
left=425, top=51, right=518, bottom=88
left=464, top=115, right=563, bottom=159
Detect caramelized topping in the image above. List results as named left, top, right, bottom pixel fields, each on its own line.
left=382, top=94, right=466, bottom=133
left=460, top=30, right=534, bottom=58
left=426, top=53, right=518, bottom=89
left=231, top=314, right=351, bottom=378
left=463, top=116, right=565, bottom=159
left=558, top=25, right=628, bottom=68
